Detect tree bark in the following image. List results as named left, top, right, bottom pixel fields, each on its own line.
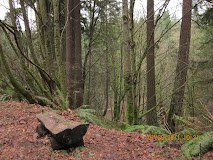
left=129, top=0, right=138, bottom=124
left=53, top=0, right=66, bottom=91
left=122, top=0, right=134, bottom=125
left=83, top=1, right=96, bottom=105
left=20, top=0, right=37, bottom=64
left=146, top=0, right=158, bottom=126
left=38, top=0, right=54, bottom=75
left=0, top=36, right=36, bottom=104
left=167, top=0, right=192, bottom=132
left=66, top=0, right=84, bottom=109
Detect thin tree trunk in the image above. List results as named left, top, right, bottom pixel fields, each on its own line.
left=38, top=0, right=53, bottom=75
left=20, top=0, right=38, bottom=64
left=35, top=1, right=46, bottom=67
left=0, top=36, right=36, bottom=103
left=129, top=0, right=138, bottom=124
left=122, top=0, right=134, bottom=125
left=112, top=48, right=121, bottom=121
left=167, top=0, right=192, bottom=132
left=103, top=5, right=110, bottom=116
left=53, top=0, right=66, bottom=91
left=83, top=1, right=99, bottom=105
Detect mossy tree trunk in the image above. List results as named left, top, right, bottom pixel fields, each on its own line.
left=53, top=0, right=66, bottom=91
left=0, top=35, right=36, bottom=103
left=129, top=0, right=138, bottom=124
left=38, top=0, right=54, bottom=76
left=122, top=0, right=134, bottom=125
left=0, top=0, right=61, bottom=106
left=167, top=0, right=192, bottom=133
left=19, top=0, right=52, bottom=97
left=102, top=3, right=110, bottom=117
left=111, top=47, right=123, bottom=121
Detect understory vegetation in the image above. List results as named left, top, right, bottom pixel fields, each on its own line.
left=0, top=0, right=213, bottom=159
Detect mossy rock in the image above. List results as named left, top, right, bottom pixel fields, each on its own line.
left=181, top=131, right=213, bottom=159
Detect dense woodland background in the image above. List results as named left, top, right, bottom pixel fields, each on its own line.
left=0, top=0, right=212, bottom=135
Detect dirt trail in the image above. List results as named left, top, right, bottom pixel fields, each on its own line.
left=0, top=101, right=209, bottom=160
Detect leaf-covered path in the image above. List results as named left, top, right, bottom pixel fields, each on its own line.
left=0, top=101, right=210, bottom=160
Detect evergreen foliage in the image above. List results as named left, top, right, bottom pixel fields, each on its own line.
left=181, top=131, right=213, bottom=159
left=124, top=125, right=169, bottom=134
left=77, top=109, right=125, bottom=130
left=0, top=0, right=212, bottom=141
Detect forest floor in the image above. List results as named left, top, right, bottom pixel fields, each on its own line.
left=0, top=101, right=212, bottom=160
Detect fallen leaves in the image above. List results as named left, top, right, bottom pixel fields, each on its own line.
left=0, top=101, right=212, bottom=160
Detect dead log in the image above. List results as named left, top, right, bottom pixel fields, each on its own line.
left=36, top=111, right=89, bottom=150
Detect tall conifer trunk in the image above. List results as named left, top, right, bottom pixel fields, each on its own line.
left=146, top=0, right=158, bottom=126
left=167, top=0, right=192, bottom=132
left=66, top=0, right=83, bottom=109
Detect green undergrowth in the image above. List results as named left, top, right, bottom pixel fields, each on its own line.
left=124, top=125, right=170, bottom=134
left=179, top=128, right=197, bottom=135
left=181, top=131, right=213, bottom=159
left=159, top=128, right=198, bottom=146
left=0, top=94, right=11, bottom=101
left=124, top=125, right=205, bottom=148
left=75, top=108, right=213, bottom=160
left=76, top=109, right=126, bottom=130
left=0, top=87, right=22, bottom=101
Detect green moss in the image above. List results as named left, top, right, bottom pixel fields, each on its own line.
left=0, top=86, right=23, bottom=101
left=77, top=109, right=126, bottom=130
left=180, top=128, right=197, bottom=135
left=181, top=131, right=213, bottom=159
left=124, top=125, right=146, bottom=132
left=124, top=125, right=170, bottom=134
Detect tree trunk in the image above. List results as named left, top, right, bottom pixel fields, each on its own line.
left=122, top=0, right=134, bottom=125
left=53, top=0, right=66, bottom=91
left=146, top=0, right=158, bottom=126
left=20, top=0, right=38, bottom=64
left=129, top=0, right=138, bottom=124
left=66, top=0, right=84, bottom=109
left=167, top=0, right=192, bottom=132
left=38, top=0, right=55, bottom=76
left=0, top=36, right=36, bottom=104
left=103, top=5, right=110, bottom=117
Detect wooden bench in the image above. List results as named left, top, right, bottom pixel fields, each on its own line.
left=36, top=111, right=89, bottom=150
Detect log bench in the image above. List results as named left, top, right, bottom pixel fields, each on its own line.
left=36, top=111, right=89, bottom=150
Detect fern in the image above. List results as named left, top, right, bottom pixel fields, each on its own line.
left=124, top=125, right=170, bottom=134
left=53, top=88, right=68, bottom=110
left=77, top=109, right=124, bottom=129
left=180, top=128, right=196, bottom=135
left=181, top=131, right=213, bottom=159
left=124, top=125, right=146, bottom=132
left=0, top=94, right=10, bottom=101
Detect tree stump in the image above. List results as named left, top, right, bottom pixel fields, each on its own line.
left=36, top=111, right=89, bottom=150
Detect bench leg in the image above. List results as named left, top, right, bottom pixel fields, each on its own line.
left=50, top=137, right=65, bottom=150
left=50, top=137, right=84, bottom=150
left=36, top=124, right=49, bottom=137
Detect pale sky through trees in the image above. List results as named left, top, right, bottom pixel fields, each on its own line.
left=0, top=0, right=8, bottom=20
left=0, top=0, right=182, bottom=21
